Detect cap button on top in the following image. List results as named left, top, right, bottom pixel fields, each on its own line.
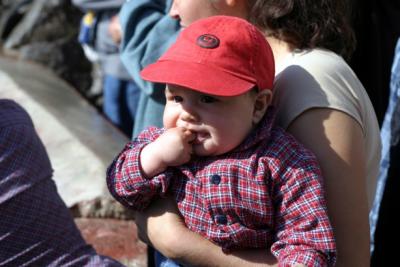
left=210, top=174, right=221, bottom=185
left=197, top=34, right=220, bottom=49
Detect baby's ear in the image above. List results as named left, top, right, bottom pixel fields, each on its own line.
left=252, top=90, right=272, bottom=125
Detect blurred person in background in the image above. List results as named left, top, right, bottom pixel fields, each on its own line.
left=72, top=0, right=140, bottom=137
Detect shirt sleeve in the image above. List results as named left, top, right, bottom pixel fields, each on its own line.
left=268, top=134, right=336, bottom=266
left=106, top=127, right=172, bottom=210
left=118, top=0, right=180, bottom=96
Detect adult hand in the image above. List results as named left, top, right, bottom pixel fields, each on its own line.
left=108, top=15, right=122, bottom=44
left=134, top=196, right=186, bottom=249
left=134, top=197, right=278, bottom=267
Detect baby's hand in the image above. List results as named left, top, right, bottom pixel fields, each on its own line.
left=140, top=128, right=195, bottom=178
left=155, top=127, right=196, bottom=166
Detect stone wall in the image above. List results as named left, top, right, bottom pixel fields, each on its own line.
left=0, top=0, right=95, bottom=105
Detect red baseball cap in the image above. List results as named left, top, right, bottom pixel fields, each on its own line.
left=140, top=15, right=275, bottom=96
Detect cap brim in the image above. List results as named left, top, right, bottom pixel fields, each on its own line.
left=140, top=60, right=256, bottom=96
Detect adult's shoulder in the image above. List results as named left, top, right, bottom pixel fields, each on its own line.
left=285, top=49, right=362, bottom=89
left=272, top=49, right=368, bottom=131
left=274, top=49, right=362, bottom=99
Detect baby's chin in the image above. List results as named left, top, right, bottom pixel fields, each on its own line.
left=192, top=144, right=213, bottom=157
left=192, top=144, right=229, bottom=158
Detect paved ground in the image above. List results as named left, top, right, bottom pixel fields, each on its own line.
left=0, top=56, right=147, bottom=266
left=0, top=56, right=127, bottom=207
left=75, top=218, right=147, bottom=267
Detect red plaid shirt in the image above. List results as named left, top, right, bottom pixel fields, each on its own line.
left=107, top=111, right=336, bottom=266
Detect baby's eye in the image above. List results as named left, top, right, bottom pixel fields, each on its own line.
left=172, top=96, right=183, bottom=102
left=200, top=95, right=218, bottom=103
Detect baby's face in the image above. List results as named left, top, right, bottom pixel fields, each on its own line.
left=163, top=85, right=257, bottom=156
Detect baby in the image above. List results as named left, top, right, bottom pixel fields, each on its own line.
left=107, top=15, right=336, bottom=266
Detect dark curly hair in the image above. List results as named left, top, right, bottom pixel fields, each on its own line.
left=248, top=0, right=356, bottom=60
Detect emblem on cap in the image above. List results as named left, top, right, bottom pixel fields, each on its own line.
left=197, top=34, right=219, bottom=49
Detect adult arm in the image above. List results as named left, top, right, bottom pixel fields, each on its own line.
left=286, top=108, right=370, bottom=267
left=118, top=0, right=180, bottom=95
left=135, top=197, right=278, bottom=267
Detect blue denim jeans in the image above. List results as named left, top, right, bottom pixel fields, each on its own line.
left=369, top=37, right=400, bottom=253
left=154, top=250, right=181, bottom=267
left=103, top=75, right=140, bottom=136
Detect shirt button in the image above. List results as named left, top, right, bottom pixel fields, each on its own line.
left=210, top=174, right=221, bottom=185
left=215, top=214, right=227, bottom=225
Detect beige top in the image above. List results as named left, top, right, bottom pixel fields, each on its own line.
left=272, top=49, right=381, bottom=209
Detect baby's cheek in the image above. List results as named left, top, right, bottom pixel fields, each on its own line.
left=163, top=113, right=177, bottom=129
